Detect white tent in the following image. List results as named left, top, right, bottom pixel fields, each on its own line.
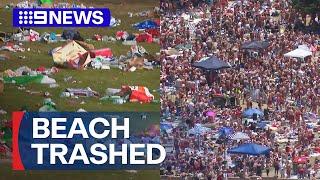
left=284, top=48, right=312, bottom=59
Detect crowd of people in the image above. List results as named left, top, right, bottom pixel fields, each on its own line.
left=160, top=0, right=320, bottom=179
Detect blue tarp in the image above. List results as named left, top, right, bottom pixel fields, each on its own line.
left=134, top=20, right=159, bottom=30
left=193, top=56, right=231, bottom=70
left=227, top=143, right=270, bottom=156
left=243, top=108, right=264, bottom=118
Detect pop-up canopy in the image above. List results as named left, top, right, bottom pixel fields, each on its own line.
left=284, top=48, right=312, bottom=59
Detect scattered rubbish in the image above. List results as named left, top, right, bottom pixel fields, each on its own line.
left=18, top=56, right=26, bottom=59
left=39, top=98, right=57, bottom=112
left=12, top=28, right=40, bottom=42
left=0, top=109, right=6, bottom=115
left=62, top=87, right=99, bottom=98
left=0, top=53, right=9, bottom=61
left=77, top=108, right=87, bottom=112
left=0, top=42, right=25, bottom=52
left=102, top=36, right=116, bottom=42
left=49, top=84, right=59, bottom=88
left=44, top=91, right=51, bottom=97
left=129, top=66, right=136, bottom=72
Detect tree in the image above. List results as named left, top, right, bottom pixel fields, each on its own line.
left=292, top=0, right=320, bottom=15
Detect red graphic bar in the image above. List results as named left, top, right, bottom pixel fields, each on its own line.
left=12, top=111, right=25, bottom=170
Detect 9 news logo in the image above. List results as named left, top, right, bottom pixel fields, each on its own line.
left=13, top=8, right=111, bottom=27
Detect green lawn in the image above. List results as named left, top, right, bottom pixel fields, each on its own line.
left=0, top=0, right=160, bottom=179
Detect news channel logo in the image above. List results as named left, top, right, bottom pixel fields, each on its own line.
left=13, top=8, right=111, bottom=27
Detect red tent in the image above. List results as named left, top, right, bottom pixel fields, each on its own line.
left=129, top=86, right=154, bottom=103
left=136, top=33, right=153, bottom=43
left=145, top=28, right=160, bottom=38
left=90, top=48, right=113, bottom=58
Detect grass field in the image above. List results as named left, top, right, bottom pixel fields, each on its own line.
left=0, top=0, right=160, bottom=179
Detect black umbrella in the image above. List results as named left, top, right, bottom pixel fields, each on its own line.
left=192, top=56, right=232, bottom=70
left=241, top=40, right=269, bottom=50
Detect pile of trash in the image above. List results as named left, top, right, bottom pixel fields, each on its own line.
left=50, top=41, right=157, bottom=71
left=0, top=42, right=25, bottom=52
left=100, top=86, right=156, bottom=104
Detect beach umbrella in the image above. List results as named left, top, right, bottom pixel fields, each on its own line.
left=229, top=132, right=250, bottom=140
left=243, top=108, right=264, bottom=118
left=188, top=124, right=211, bottom=135
left=160, top=122, right=173, bottom=131
left=193, top=56, right=232, bottom=70
left=206, top=110, right=216, bottom=117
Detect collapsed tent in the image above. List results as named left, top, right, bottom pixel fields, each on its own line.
left=241, top=41, right=269, bottom=50
left=134, top=20, right=159, bottom=30
left=4, top=74, right=56, bottom=85
left=101, top=86, right=156, bottom=104
left=52, top=41, right=91, bottom=69
left=193, top=56, right=232, bottom=70
left=129, top=86, right=154, bottom=103
left=284, top=48, right=312, bottom=59
left=136, top=33, right=153, bottom=43
left=90, top=48, right=113, bottom=58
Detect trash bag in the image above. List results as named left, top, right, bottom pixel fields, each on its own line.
left=62, top=30, right=83, bottom=41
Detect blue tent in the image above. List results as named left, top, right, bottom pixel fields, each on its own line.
left=243, top=108, right=263, bottom=118
left=193, top=56, right=231, bottom=70
left=227, top=143, right=270, bottom=156
left=134, top=20, right=159, bottom=30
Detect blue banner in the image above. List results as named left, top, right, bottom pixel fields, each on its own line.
left=12, top=8, right=111, bottom=27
